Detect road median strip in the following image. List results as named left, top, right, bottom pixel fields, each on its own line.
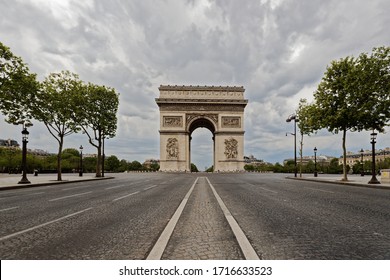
left=206, top=177, right=260, bottom=260
left=146, top=177, right=199, bottom=260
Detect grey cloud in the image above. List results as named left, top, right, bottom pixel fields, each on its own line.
left=1, top=0, right=389, bottom=167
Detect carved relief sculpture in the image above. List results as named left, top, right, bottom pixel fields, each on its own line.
left=222, top=117, right=241, bottom=128
left=224, top=137, right=238, bottom=159
left=163, top=116, right=183, bottom=127
left=166, top=138, right=179, bottom=159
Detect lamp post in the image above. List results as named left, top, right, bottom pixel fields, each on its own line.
left=18, top=125, right=31, bottom=184
left=79, top=145, right=83, bottom=177
left=286, top=114, right=299, bottom=177
left=360, top=148, right=364, bottom=176
left=368, top=131, right=380, bottom=184
left=314, top=147, right=318, bottom=177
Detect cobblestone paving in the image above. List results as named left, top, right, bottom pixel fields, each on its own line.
left=162, top=177, right=244, bottom=260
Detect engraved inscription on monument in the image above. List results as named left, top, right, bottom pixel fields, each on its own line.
left=222, top=117, right=241, bottom=128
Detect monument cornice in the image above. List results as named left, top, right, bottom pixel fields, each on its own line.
left=156, top=98, right=248, bottom=105
left=159, top=85, right=245, bottom=92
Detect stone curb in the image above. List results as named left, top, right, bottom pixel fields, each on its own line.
left=0, top=176, right=114, bottom=191
left=286, top=176, right=390, bottom=190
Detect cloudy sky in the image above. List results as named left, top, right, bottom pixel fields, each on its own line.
left=1, top=0, right=389, bottom=170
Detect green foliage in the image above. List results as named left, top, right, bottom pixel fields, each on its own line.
left=36, top=71, right=84, bottom=180
left=306, top=46, right=390, bottom=180
left=205, top=166, right=214, bottom=172
left=191, top=163, right=199, bottom=172
left=105, top=155, right=120, bottom=172
left=75, top=83, right=119, bottom=177
left=244, top=164, right=255, bottom=171
left=129, top=160, right=143, bottom=171
left=0, top=42, right=39, bottom=125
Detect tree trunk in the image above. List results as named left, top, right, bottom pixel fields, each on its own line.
left=95, top=130, right=102, bottom=177
left=342, top=128, right=348, bottom=181
left=57, top=137, right=63, bottom=181
left=299, top=133, right=303, bottom=178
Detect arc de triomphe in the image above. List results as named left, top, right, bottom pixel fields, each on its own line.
left=156, top=85, right=248, bottom=172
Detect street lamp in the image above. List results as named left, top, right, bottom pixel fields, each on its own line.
left=18, top=124, right=31, bottom=184
left=368, top=131, right=380, bottom=184
left=314, top=147, right=318, bottom=177
left=286, top=114, right=299, bottom=177
left=79, top=145, right=83, bottom=177
left=360, top=148, right=364, bottom=177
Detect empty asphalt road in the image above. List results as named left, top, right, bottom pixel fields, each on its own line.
left=1, top=173, right=389, bottom=259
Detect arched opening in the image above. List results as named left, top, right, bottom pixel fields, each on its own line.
left=190, top=128, right=213, bottom=171
left=188, top=118, right=216, bottom=172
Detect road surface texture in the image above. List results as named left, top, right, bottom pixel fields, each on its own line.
left=1, top=173, right=389, bottom=259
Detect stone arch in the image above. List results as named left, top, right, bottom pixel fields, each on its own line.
left=156, top=85, right=247, bottom=172
left=187, top=116, right=217, bottom=171
left=187, top=115, right=217, bottom=134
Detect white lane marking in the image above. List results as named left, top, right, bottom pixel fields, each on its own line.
left=0, top=208, right=93, bottom=242
left=258, top=186, right=278, bottom=194
left=26, top=192, right=46, bottom=196
left=61, top=185, right=89, bottom=191
left=144, top=185, right=157, bottom=191
left=147, top=177, right=199, bottom=260
left=105, top=183, right=134, bottom=190
left=112, top=191, right=140, bottom=202
left=0, top=206, right=19, bottom=212
left=49, top=191, right=92, bottom=202
left=304, top=187, right=334, bottom=194
left=207, top=177, right=260, bottom=260
left=247, top=183, right=278, bottom=194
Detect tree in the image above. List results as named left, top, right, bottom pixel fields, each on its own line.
left=296, top=99, right=318, bottom=177
left=328, top=158, right=343, bottom=174
left=105, top=155, right=120, bottom=172
left=244, top=164, right=255, bottom=172
left=191, top=163, right=199, bottom=172
left=313, top=56, right=361, bottom=181
left=61, top=148, right=80, bottom=172
left=129, top=160, right=142, bottom=171
left=354, top=46, right=390, bottom=132
left=75, top=83, right=119, bottom=177
left=0, top=42, right=39, bottom=125
left=313, top=47, right=390, bottom=181
left=36, top=71, right=83, bottom=181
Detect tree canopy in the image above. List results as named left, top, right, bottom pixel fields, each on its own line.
left=300, top=46, right=390, bottom=181
left=0, top=42, right=39, bottom=125
left=75, top=83, right=119, bottom=177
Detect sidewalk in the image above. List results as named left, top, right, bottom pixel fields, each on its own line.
left=0, top=173, right=112, bottom=191
left=288, top=174, right=390, bottom=189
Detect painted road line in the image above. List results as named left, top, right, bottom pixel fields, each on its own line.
left=105, top=184, right=131, bottom=190
left=61, top=185, right=90, bottom=191
left=247, top=183, right=278, bottom=194
left=112, top=191, right=140, bottom=202
left=147, top=177, right=199, bottom=260
left=25, top=192, right=46, bottom=196
left=304, top=187, right=334, bottom=194
left=0, top=206, right=19, bottom=212
left=49, top=191, right=93, bottom=202
left=207, top=177, right=260, bottom=260
left=0, top=208, right=93, bottom=242
left=144, top=185, right=157, bottom=191
left=258, top=186, right=278, bottom=194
